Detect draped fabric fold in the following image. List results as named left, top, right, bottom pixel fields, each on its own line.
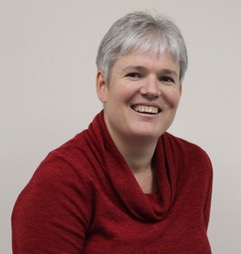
left=12, top=110, right=212, bottom=253
left=86, top=111, right=181, bottom=222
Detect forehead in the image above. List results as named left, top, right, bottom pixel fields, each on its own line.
left=113, top=51, right=180, bottom=74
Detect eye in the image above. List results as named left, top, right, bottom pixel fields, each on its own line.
left=159, top=76, right=175, bottom=84
left=125, top=72, right=142, bottom=79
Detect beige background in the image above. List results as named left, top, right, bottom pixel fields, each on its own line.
left=1, top=0, right=241, bottom=253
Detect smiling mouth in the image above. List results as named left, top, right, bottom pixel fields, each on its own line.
left=131, top=105, right=161, bottom=115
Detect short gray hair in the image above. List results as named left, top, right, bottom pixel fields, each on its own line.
left=96, top=11, right=188, bottom=84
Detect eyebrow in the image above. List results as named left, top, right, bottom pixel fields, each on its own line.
left=161, top=69, right=178, bottom=77
left=122, top=65, right=178, bottom=77
left=122, top=65, right=145, bottom=72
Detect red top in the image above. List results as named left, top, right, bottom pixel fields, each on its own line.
left=12, top=111, right=213, bottom=253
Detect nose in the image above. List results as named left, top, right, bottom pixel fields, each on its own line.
left=140, top=76, right=161, bottom=99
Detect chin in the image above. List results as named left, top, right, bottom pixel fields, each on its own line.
left=130, top=126, right=165, bottom=140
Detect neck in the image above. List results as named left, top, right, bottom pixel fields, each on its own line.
left=117, top=137, right=158, bottom=194
left=123, top=144, right=155, bottom=174
left=112, top=132, right=158, bottom=174
left=107, top=129, right=159, bottom=194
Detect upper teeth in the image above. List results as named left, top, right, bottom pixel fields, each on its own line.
left=133, top=105, right=159, bottom=114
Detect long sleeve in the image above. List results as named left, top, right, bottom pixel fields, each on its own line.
left=12, top=156, right=92, bottom=254
left=203, top=164, right=213, bottom=230
left=12, top=112, right=213, bottom=254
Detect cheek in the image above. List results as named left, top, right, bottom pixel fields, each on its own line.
left=109, top=86, right=134, bottom=103
left=105, top=90, right=127, bottom=111
left=163, top=90, right=181, bottom=108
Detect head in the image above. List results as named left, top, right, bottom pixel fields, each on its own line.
left=96, top=11, right=188, bottom=85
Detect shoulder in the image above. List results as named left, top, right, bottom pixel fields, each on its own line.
left=18, top=129, right=97, bottom=204
left=162, top=132, right=213, bottom=169
left=163, top=132, right=210, bottom=155
left=160, top=133, right=213, bottom=193
left=12, top=132, right=94, bottom=252
left=13, top=131, right=95, bottom=221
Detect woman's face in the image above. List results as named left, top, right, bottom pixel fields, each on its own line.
left=96, top=51, right=182, bottom=144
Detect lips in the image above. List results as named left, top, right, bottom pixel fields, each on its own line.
left=131, top=105, right=161, bottom=114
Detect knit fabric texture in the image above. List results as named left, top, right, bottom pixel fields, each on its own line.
left=12, top=111, right=213, bottom=253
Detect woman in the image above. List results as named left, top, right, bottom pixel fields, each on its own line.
left=12, top=11, right=213, bottom=253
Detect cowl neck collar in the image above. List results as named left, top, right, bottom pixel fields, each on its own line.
left=87, top=111, right=181, bottom=222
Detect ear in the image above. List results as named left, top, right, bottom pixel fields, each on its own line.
left=179, top=83, right=183, bottom=96
left=96, top=70, right=107, bottom=103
